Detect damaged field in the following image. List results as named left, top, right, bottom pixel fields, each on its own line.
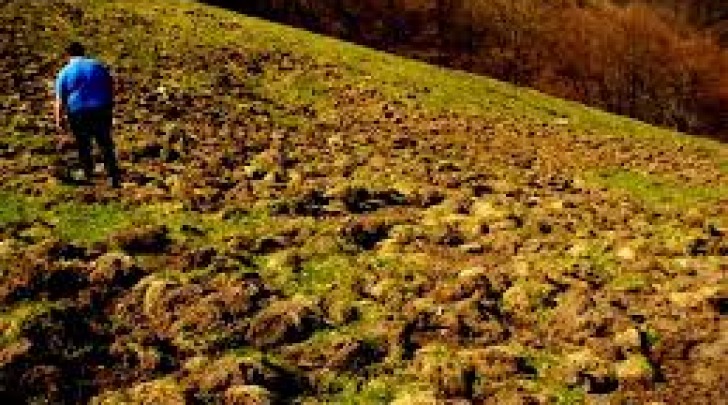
left=1, top=0, right=727, bottom=403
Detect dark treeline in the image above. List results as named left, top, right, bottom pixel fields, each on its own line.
left=205, top=0, right=728, bottom=138
left=639, top=0, right=728, bottom=42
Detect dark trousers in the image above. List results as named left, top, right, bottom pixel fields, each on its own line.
left=67, top=107, right=120, bottom=185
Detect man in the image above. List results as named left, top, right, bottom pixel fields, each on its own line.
left=55, top=41, right=120, bottom=188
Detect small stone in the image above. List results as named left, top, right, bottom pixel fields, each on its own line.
left=459, top=266, right=487, bottom=279
left=512, top=261, right=530, bottom=277
left=391, top=390, right=438, bottom=405
left=669, top=287, right=719, bottom=308
left=502, top=284, right=531, bottom=313
left=470, top=200, right=504, bottom=220
left=224, top=385, right=272, bottom=405
left=614, top=328, right=641, bottom=353
left=70, top=168, right=86, bottom=181
left=90, top=252, right=138, bottom=284
left=568, top=241, right=589, bottom=257
left=243, top=164, right=266, bottom=179
left=615, top=355, right=653, bottom=384
left=617, top=246, right=636, bottom=261
left=550, top=200, right=564, bottom=210
left=459, top=242, right=484, bottom=254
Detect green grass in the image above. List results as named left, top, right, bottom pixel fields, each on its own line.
left=611, top=273, right=649, bottom=292
left=719, top=160, right=728, bottom=175
left=0, top=187, right=301, bottom=246
left=0, top=191, right=132, bottom=243
left=588, top=169, right=728, bottom=208
left=51, top=202, right=132, bottom=242
left=552, top=386, right=586, bottom=405
left=0, top=192, right=40, bottom=225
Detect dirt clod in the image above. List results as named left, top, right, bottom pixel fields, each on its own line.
left=112, top=225, right=171, bottom=254
left=246, top=295, right=324, bottom=348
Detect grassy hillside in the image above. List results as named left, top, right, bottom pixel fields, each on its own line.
left=1, top=0, right=727, bottom=403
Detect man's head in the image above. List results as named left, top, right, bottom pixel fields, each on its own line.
left=66, top=42, right=85, bottom=58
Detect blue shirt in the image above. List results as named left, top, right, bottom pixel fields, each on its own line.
left=55, top=57, right=113, bottom=113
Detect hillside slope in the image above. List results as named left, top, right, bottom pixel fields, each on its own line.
left=1, top=0, right=727, bottom=403
left=204, top=0, right=728, bottom=138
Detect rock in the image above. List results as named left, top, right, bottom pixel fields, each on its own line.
left=459, top=242, right=484, bottom=254
left=462, top=217, right=489, bottom=238
left=568, top=241, right=589, bottom=257
left=669, top=287, right=720, bottom=309
left=616, top=246, right=636, bottom=261
left=563, top=349, right=599, bottom=376
left=224, top=385, right=272, bottom=405
left=615, top=355, right=654, bottom=385
left=512, top=261, right=530, bottom=277
left=391, top=390, right=439, bottom=405
left=263, top=170, right=285, bottom=184
left=90, top=252, right=139, bottom=285
left=550, top=200, right=565, bottom=210
left=263, top=250, right=303, bottom=274
left=243, top=164, right=266, bottom=180
left=614, top=327, right=642, bottom=353
left=459, top=266, right=488, bottom=280
left=470, top=200, right=505, bottom=220
left=502, top=284, right=532, bottom=314
left=367, top=279, right=398, bottom=302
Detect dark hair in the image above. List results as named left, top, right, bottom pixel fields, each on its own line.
left=66, top=42, right=85, bottom=57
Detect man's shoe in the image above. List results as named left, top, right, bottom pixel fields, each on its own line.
left=70, top=168, right=93, bottom=185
